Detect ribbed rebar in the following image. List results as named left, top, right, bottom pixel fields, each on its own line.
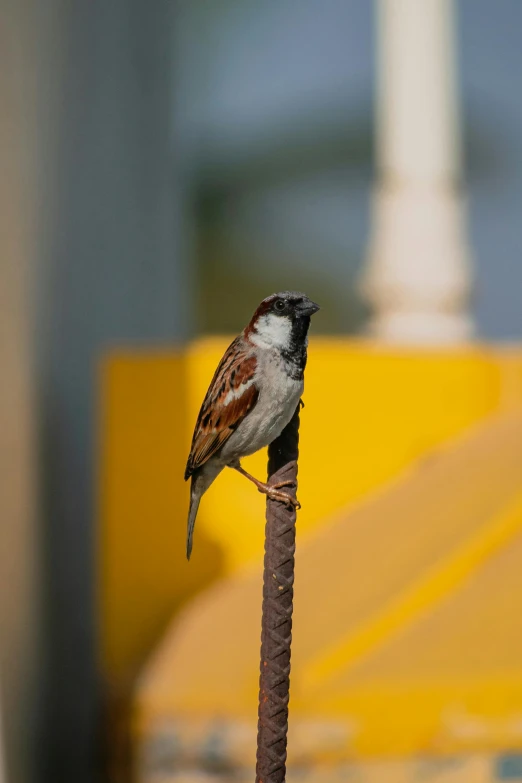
left=255, top=406, right=300, bottom=783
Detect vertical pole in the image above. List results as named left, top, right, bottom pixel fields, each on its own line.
left=255, top=408, right=300, bottom=783
left=361, top=0, right=474, bottom=343
left=0, top=700, right=5, bottom=783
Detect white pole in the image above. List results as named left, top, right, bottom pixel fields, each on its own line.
left=361, top=0, right=474, bottom=343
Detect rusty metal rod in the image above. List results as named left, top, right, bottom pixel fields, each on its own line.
left=255, top=406, right=300, bottom=783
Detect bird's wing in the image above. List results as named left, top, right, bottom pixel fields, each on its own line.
left=185, top=337, right=259, bottom=478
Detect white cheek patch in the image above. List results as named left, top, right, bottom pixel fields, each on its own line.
left=250, top=314, right=292, bottom=349
left=223, top=378, right=255, bottom=406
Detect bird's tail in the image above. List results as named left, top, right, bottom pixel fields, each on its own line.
left=186, top=480, right=201, bottom=560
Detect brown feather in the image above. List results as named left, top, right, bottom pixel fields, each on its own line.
left=185, top=337, right=258, bottom=478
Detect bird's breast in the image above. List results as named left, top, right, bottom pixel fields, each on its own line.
left=221, top=353, right=303, bottom=461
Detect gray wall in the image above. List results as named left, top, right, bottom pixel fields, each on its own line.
left=1, top=3, right=42, bottom=782
left=3, top=0, right=192, bottom=780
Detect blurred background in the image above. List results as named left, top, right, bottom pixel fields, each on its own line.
left=2, top=0, right=522, bottom=781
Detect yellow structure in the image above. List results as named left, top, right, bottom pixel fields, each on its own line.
left=98, top=340, right=522, bottom=775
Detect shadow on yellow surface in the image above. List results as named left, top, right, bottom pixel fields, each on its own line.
left=98, top=352, right=225, bottom=686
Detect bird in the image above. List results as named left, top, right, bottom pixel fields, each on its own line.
left=184, top=291, right=320, bottom=559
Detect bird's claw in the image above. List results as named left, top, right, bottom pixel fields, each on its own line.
left=260, top=485, right=301, bottom=510
left=270, top=479, right=295, bottom=490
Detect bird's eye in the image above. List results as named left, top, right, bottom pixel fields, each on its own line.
left=275, top=300, right=286, bottom=312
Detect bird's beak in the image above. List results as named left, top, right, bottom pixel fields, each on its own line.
left=297, top=298, right=320, bottom=317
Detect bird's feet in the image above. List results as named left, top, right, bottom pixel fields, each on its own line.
left=258, top=480, right=301, bottom=510
left=232, top=464, right=301, bottom=509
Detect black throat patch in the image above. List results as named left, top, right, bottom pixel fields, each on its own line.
left=280, top=315, right=310, bottom=380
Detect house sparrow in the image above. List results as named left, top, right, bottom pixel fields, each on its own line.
left=185, top=291, right=320, bottom=559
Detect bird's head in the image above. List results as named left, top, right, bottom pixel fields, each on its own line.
left=246, top=291, right=320, bottom=350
